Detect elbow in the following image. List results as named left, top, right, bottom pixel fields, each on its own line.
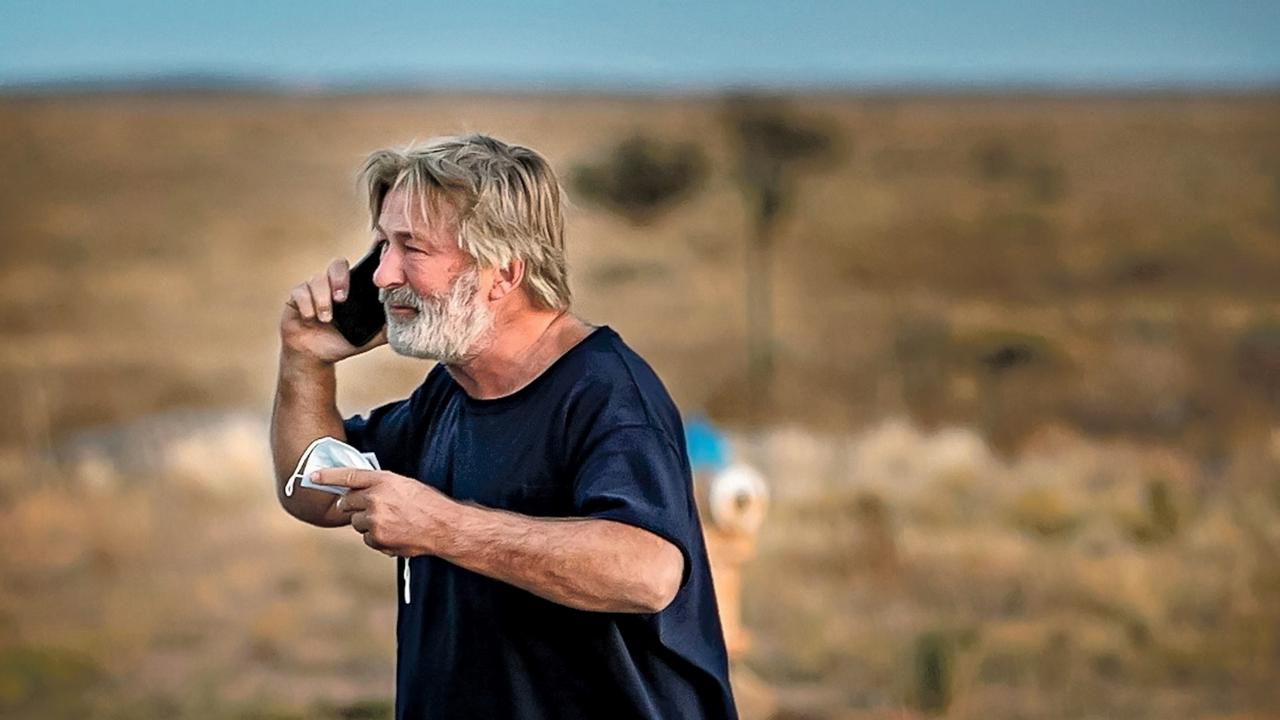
left=275, top=492, right=309, bottom=525
left=633, top=544, right=684, bottom=614
left=276, top=481, right=345, bottom=528
left=640, top=580, right=679, bottom=615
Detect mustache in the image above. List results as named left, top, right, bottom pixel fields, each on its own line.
left=378, top=285, right=426, bottom=309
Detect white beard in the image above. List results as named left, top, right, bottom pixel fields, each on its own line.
left=379, top=267, right=494, bottom=364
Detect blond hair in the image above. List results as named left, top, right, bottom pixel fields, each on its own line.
left=359, top=134, right=571, bottom=311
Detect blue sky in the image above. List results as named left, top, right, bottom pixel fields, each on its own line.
left=2, top=0, right=1278, bottom=90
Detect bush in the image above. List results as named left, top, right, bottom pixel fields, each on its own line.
left=1010, top=486, right=1081, bottom=539
left=570, top=135, right=707, bottom=225
left=913, top=630, right=954, bottom=714
left=1124, top=477, right=1182, bottom=544
left=971, top=137, right=1068, bottom=203
left=0, top=646, right=101, bottom=715
left=894, top=317, right=953, bottom=428
left=956, top=329, right=1064, bottom=376
left=1234, top=321, right=1280, bottom=411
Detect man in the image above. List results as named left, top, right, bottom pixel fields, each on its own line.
left=270, top=134, right=737, bottom=719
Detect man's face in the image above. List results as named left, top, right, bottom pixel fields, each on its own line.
left=372, top=187, right=494, bottom=363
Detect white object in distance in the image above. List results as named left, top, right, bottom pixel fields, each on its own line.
left=708, top=463, right=769, bottom=535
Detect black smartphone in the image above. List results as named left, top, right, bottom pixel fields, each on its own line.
left=331, top=243, right=386, bottom=347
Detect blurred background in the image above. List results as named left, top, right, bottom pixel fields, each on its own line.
left=2, top=2, right=1279, bottom=718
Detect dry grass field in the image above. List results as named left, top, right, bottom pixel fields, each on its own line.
left=0, top=92, right=1278, bottom=719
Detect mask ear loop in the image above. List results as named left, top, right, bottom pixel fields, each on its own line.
left=284, top=436, right=328, bottom=498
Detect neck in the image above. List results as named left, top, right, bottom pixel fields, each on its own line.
left=444, top=307, right=592, bottom=400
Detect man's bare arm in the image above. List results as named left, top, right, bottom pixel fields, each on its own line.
left=270, top=352, right=349, bottom=527
left=272, top=257, right=386, bottom=528
left=435, top=506, right=684, bottom=614
left=324, top=469, right=685, bottom=614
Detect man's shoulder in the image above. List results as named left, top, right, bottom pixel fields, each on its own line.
left=564, top=325, right=666, bottom=393
left=559, top=326, right=682, bottom=440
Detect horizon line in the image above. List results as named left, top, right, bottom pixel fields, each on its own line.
left=3, top=70, right=1279, bottom=98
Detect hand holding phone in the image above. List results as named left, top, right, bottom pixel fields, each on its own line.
left=332, top=243, right=387, bottom=347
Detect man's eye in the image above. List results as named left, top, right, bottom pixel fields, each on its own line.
left=405, top=246, right=427, bottom=255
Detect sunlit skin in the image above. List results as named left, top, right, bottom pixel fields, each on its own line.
left=371, top=188, right=476, bottom=324
left=271, top=187, right=684, bottom=613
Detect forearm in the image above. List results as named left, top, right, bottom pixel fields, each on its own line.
left=432, top=503, right=683, bottom=614
left=270, top=350, right=349, bottom=527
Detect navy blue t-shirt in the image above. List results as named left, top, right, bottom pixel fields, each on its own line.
left=342, top=325, right=738, bottom=720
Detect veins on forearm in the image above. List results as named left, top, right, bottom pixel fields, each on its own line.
left=433, top=504, right=669, bottom=614
left=270, top=354, right=345, bottom=526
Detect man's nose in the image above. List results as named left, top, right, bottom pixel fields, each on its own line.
left=372, top=247, right=403, bottom=290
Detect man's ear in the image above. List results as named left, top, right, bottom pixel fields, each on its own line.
left=488, top=258, right=526, bottom=302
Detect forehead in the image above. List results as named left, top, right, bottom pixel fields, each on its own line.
left=377, top=186, right=459, bottom=245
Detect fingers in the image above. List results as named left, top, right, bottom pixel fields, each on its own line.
left=289, top=284, right=316, bottom=320
left=310, top=468, right=380, bottom=490
left=286, top=258, right=347, bottom=323
left=352, top=513, right=395, bottom=556
left=350, top=510, right=371, bottom=534
left=336, top=489, right=370, bottom=513
left=308, top=272, right=334, bottom=323
left=328, top=257, right=351, bottom=304
left=362, top=530, right=395, bottom=556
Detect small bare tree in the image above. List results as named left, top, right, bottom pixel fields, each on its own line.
left=722, top=96, right=838, bottom=421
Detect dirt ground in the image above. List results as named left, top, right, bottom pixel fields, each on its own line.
left=0, top=92, right=1278, bottom=718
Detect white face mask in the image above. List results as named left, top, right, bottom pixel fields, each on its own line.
left=282, top=437, right=408, bottom=603
left=284, top=436, right=381, bottom=497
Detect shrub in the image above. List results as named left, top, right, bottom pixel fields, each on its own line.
left=1010, top=486, right=1081, bottom=539
left=894, top=317, right=953, bottom=428
left=913, top=630, right=954, bottom=714
left=1124, top=477, right=1182, bottom=544
left=570, top=135, right=707, bottom=225
left=1234, top=321, right=1280, bottom=411
left=0, top=646, right=101, bottom=714
left=971, top=136, right=1068, bottom=203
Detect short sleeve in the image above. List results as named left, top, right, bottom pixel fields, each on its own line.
left=343, top=398, right=411, bottom=471
left=572, top=424, right=697, bottom=591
